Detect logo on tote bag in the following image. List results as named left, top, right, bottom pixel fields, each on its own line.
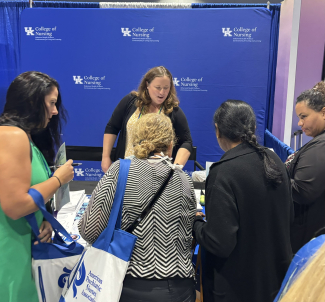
left=58, top=267, right=73, bottom=288
left=72, top=261, right=87, bottom=298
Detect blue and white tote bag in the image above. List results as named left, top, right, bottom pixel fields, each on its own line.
left=25, top=189, right=84, bottom=302
left=60, top=159, right=137, bottom=302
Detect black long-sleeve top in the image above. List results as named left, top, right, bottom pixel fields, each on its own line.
left=104, top=93, right=193, bottom=161
left=288, top=130, right=325, bottom=253
left=193, top=143, right=293, bottom=302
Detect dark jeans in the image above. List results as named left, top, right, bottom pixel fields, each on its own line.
left=119, top=276, right=196, bottom=302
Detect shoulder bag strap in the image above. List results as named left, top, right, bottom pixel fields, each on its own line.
left=125, top=168, right=174, bottom=234
left=93, top=159, right=131, bottom=249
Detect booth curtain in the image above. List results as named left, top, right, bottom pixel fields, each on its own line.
left=0, top=0, right=29, bottom=111
left=0, top=0, right=98, bottom=111
left=192, top=3, right=281, bottom=136
left=1, top=1, right=280, bottom=140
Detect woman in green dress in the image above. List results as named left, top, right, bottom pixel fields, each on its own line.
left=0, top=71, right=74, bottom=302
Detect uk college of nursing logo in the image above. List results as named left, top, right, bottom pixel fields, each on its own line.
left=222, top=26, right=261, bottom=43
left=173, top=76, right=207, bottom=92
left=74, top=166, right=104, bottom=181
left=120, top=26, right=159, bottom=43
left=24, top=26, right=61, bottom=41
left=72, top=75, right=110, bottom=90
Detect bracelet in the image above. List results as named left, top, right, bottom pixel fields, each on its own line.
left=52, top=175, right=61, bottom=188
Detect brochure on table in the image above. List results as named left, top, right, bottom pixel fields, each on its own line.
left=57, top=190, right=89, bottom=246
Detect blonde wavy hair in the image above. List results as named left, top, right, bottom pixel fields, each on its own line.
left=279, top=241, right=325, bottom=302
left=132, top=113, right=175, bottom=159
left=132, top=66, right=179, bottom=115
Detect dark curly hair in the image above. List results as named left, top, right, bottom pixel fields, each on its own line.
left=297, top=87, right=325, bottom=112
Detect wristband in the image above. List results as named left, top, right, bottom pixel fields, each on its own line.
left=52, top=175, right=61, bottom=187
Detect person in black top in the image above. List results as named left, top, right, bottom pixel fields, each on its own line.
left=102, top=66, right=192, bottom=172
left=288, top=86, right=325, bottom=253
left=193, top=100, right=293, bottom=302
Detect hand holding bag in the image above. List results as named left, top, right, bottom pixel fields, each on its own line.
left=25, top=189, right=84, bottom=302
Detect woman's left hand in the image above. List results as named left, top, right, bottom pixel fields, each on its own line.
left=35, top=221, right=53, bottom=244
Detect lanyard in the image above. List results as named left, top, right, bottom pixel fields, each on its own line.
left=138, top=106, right=163, bottom=119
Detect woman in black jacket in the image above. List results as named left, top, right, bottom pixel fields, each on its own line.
left=101, top=66, right=192, bottom=172
left=287, top=87, right=325, bottom=253
left=193, top=100, right=293, bottom=302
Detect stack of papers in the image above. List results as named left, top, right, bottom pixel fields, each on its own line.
left=59, top=190, right=87, bottom=215
left=57, top=190, right=90, bottom=246
left=194, top=189, right=204, bottom=211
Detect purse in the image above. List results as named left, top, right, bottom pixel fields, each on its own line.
left=25, top=189, right=84, bottom=302
left=60, top=159, right=174, bottom=302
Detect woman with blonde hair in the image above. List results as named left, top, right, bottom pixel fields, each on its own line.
left=80, top=113, right=197, bottom=302
left=101, top=66, right=193, bottom=172
left=276, top=236, right=325, bottom=302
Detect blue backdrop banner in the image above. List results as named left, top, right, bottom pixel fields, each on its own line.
left=21, top=8, right=272, bottom=179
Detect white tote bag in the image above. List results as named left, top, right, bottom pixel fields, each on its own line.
left=25, top=189, right=84, bottom=302
left=60, top=159, right=137, bottom=302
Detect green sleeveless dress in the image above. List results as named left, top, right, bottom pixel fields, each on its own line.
left=0, top=141, right=51, bottom=302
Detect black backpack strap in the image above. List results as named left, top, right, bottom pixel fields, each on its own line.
left=125, top=169, right=174, bottom=234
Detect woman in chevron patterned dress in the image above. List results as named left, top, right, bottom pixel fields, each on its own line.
left=79, top=113, right=197, bottom=302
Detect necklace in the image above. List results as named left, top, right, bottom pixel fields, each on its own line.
left=138, top=106, right=163, bottom=119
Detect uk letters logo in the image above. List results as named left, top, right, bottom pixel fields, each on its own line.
left=72, top=75, right=110, bottom=90
left=73, top=76, right=83, bottom=84
left=222, top=28, right=232, bottom=37
left=75, top=168, right=84, bottom=177
left=25, top=27, right=34, bottom=36
left=121, top=28, right=131, bottom=37
left=173, top=78, right=180, bottom=87
left=24, top=26, right=61, bottom=41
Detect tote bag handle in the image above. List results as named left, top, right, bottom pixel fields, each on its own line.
left=25, top=188, right=75, bottom=246
left=94, top=159, right=131, bottom=250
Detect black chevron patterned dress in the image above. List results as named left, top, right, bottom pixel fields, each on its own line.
left=78, top=157, right=197, bottom=279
